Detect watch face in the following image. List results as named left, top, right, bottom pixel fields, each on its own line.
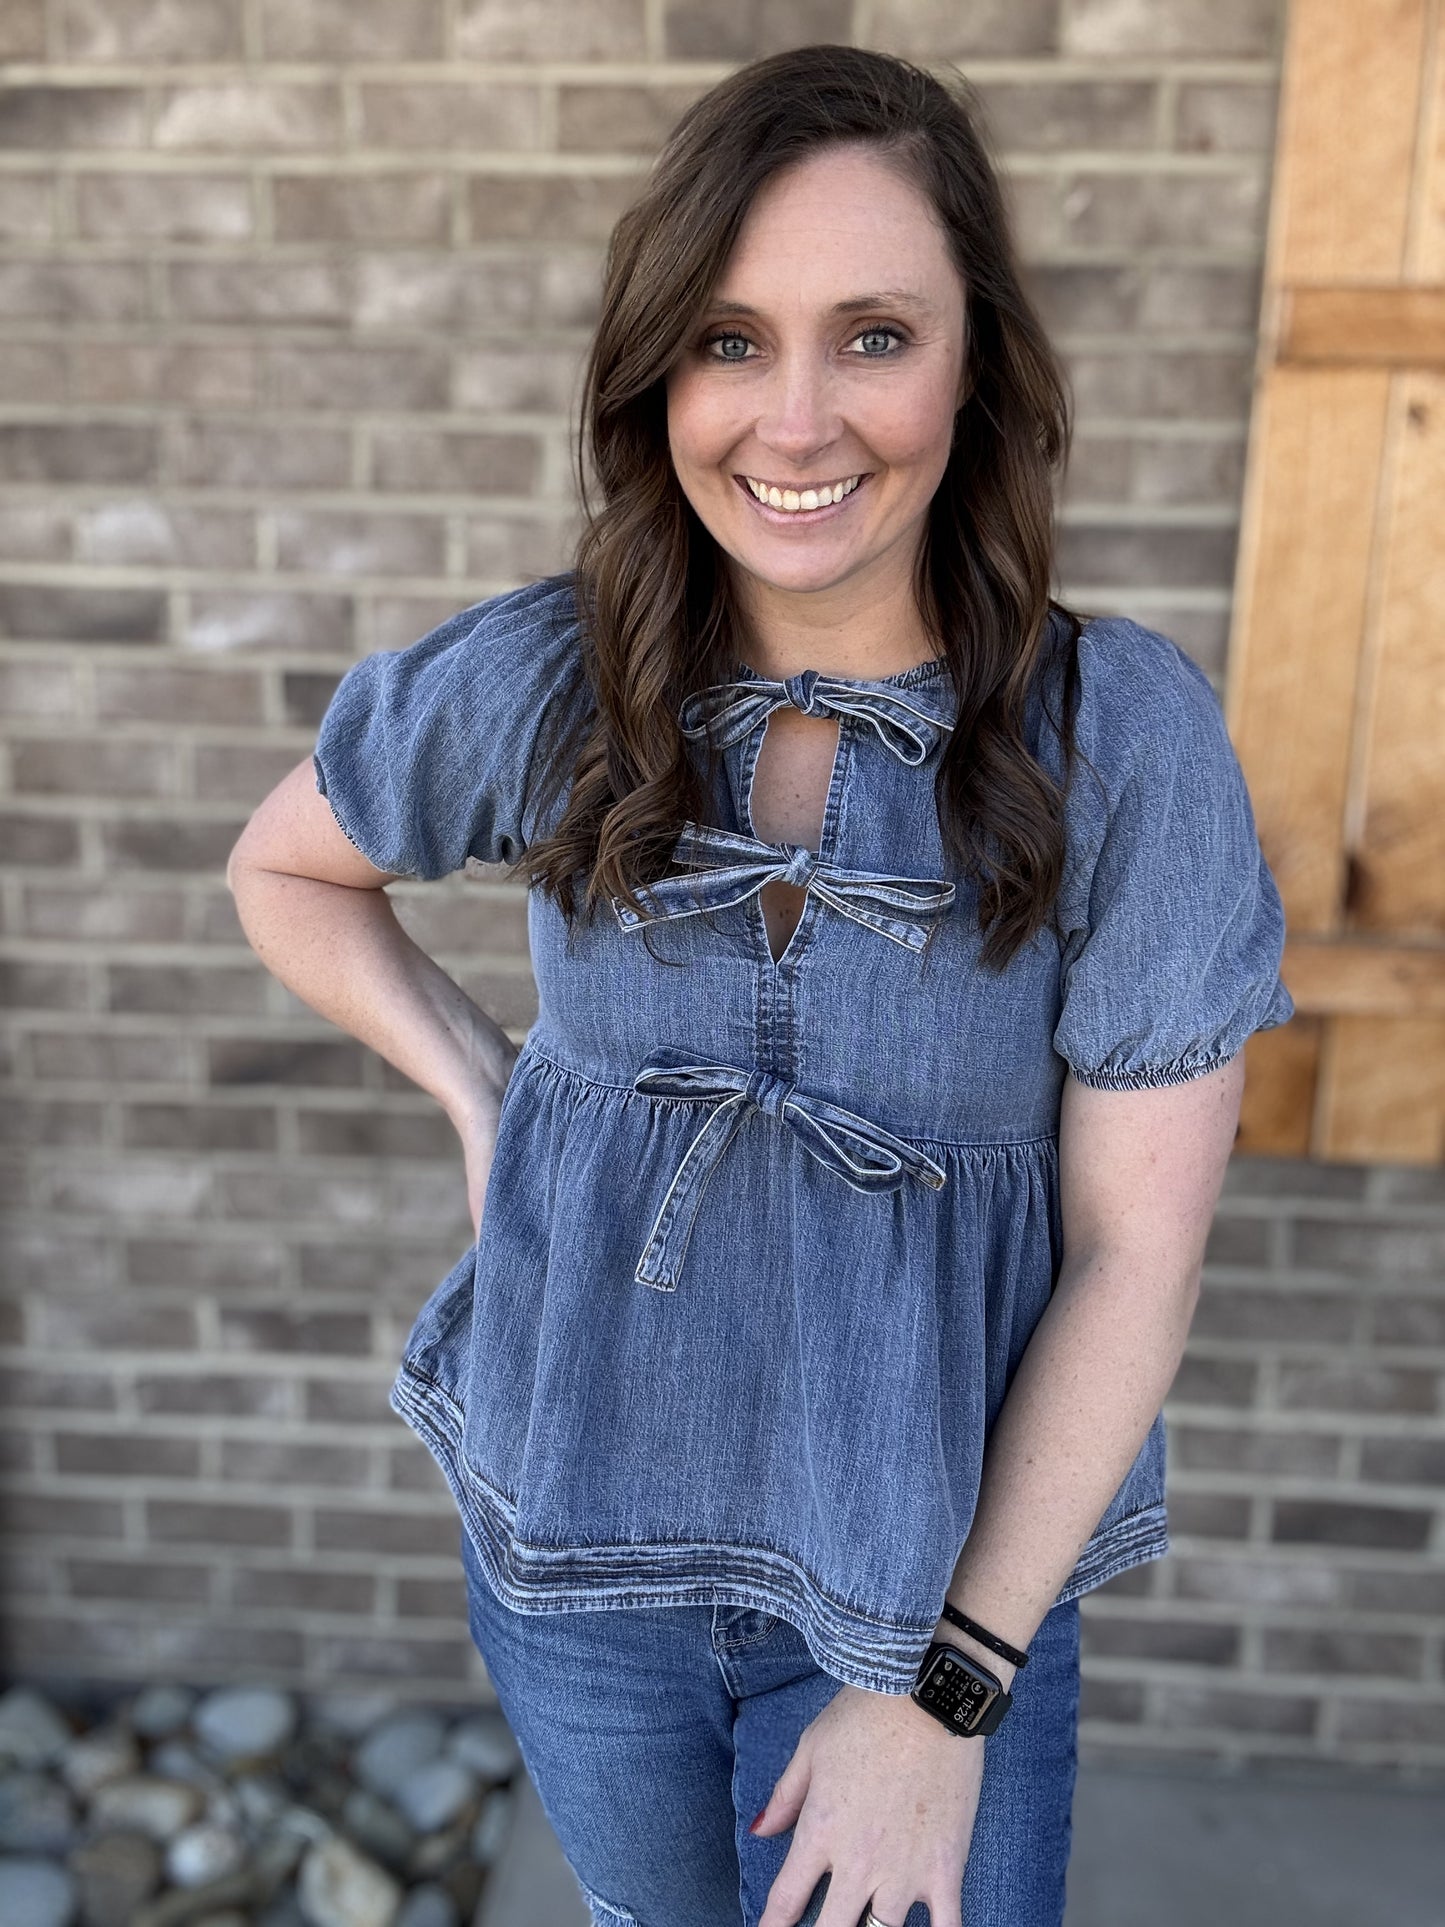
left=915, top=1646, right=1002, bottom=1736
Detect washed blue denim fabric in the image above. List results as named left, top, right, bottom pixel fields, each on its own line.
left=458, top=1525, right=1081, bottom=1927
left=312, top=570, right=1295, bottom=1694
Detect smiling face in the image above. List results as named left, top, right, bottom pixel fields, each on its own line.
left=664, top=143, right=969, bottom=650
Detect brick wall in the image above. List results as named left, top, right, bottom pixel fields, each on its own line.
left=2, top=1, right=1441, bottom=1780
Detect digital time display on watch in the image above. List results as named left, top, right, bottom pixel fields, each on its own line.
left=910, top=1641, right=1012, bottom=1737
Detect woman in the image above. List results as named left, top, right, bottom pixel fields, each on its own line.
left=228, top=44, right=1294, bottom=1927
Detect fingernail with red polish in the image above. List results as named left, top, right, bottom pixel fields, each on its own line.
left=748, top=1807, right=767, bottom=1833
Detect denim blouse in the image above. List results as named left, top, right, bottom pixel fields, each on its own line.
left=312, top=570, right=1295, bottom=1696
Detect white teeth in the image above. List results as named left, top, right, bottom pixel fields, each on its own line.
left=744, top=475, right=861, bottom=513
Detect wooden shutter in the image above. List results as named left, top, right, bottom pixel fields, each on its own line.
left=1228, top=0, right=1445, bottom=1163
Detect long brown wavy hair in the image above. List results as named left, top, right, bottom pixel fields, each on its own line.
left=521, top=42, right=1092, bottom=973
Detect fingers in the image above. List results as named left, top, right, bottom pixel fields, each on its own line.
left=756, top=1852, right=828, bottom=1927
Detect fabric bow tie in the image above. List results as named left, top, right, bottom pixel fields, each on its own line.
left=612, top=822, right=956, bottom=954
left=678, top=667, right=955, bottom=766
left=629, top=1049, right=948, bottom=1292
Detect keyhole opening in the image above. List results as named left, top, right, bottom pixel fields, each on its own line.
left=746, top=707, right=842, bottom=965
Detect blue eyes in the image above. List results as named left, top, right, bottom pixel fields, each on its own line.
left=699, top=324, right=909, bottom=363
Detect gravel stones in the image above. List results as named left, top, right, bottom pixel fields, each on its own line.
left=192, top=1689, right=297, bottom=1767
left=0, top=1856, right=77, bottom=1927
left=297, top=1833, right=402, bottom=1927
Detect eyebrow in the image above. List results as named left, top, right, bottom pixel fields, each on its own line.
left=704, top=290, right=939, bottom=319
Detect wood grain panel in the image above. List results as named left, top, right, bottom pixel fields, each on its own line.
left=1272, top=0, right=1431, bottom=284
left=1225, top=367, right=1391, bottom=931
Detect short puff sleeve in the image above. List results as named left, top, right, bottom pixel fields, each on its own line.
left=312, top=574, right=585, bottom=880
left=1051, top=617, right=1295, bottom=1090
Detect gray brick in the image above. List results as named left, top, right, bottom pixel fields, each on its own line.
left=836, top=0, right=1053, bottom=57
left=265, top=343, right=449, bottom=413
left=59, top=0, right=242, bottom=59
left=370, top=428, right=540, bottom=496
left=978, top=80, right=1158, bottom=151
left=106, top=963, right=264, bottom=1018
left=0, top=343, right=68, bottom=400
left=0, top=86, right=147, bottom=149
left=0, top=1365, right=118, bottom=1411
left=1189, top=1287, right=1356, bottom=1344
left=352, top=251, right=538, bottom=332
left=0, top=0, right=43, bottom=57
left=56, top=1431, right=201, bottom=1477
left=103, top=816, right=246, bottom=872
left=1131, top=436, right=1249, bottom=506
left=1, top=1492, right=127, bottom=1539
left=167, top=259, right=351, bottom=325
left=1173, top=1557, right=1343, bottom=1609
left=0, top=260, right=149, bottom=322
left=557, top=83, right=708, bottom=155
left=74, top=171, right=253, bottom=240
left=136, top=1372, right=294, bottom=1418
left=1371, top=1297, right=1445, bottom=1346
left=1272, top=1500, right=1432, bottom=1551
left=305, top=1632, right=474, bottom=1681
left=94, top=662, right=264, bottom=725
left=0, top=583, right=166, bottom=644
left=232, top=1566, right=380, bottom=1612
left=207, top=1038, right=365, bottom=1090
left=272, top=173, right=450, bottom=245
left=147, top=1497, right=292, bottom=1547
left=169, top=418, right=351, bottom=490
left=0, top=957, right=89, bottom=1011
left=273, top=509, right=445, bottom=579
left=1260, top=1629, right=1425, bottom=1679
left=304, top=1376, right=396, bottom=1423
left=463, top=513, right=576, bottom=584
left=0, top=506, right=70, bottom=563
left=12, top=738, right=176, bottom=798
left=1176, top=80, right=1280, bottom=154
left=313, top=1506, right=459, bottom=1558
left=1064, top=0, right=1280, bottom=56
left=195, top=743, right=308, bottom=802
left=0, top=1096, right=105, bottom=1147
left=126, top=1233, right=285, bottom=1294
left=0, top=422, right=157, bottom=484
left=464, top=173, right=638, bottom=243
left=29, top=1027, right=189, bottom=1082
left=1275, top=1364, right=1438, bottom=1416
left=1358, top=1437, right=1445, bottom=1486
left=1154, top=1684, right=1317, bottom=1737
left=1081, top=1614, right=1238, bottom=1665
left=1200, top=1214, right=1272, bottom=1267
left=1169, top=1493, right=1252, bottom=1539
left=66, top=1556, right=212, bottom=1603
left=33, top=1298, right=199, bottom=1352
left=218, top=1306, right=373, bottom=1357
left=1168, top=1355, right=1259, bottom=1407
left=453, top=342, right=583, bottom=415
left=154, top=85, right=342, bottom=151
left=183, top=591, right=353, bottom=654
left=219, top=1439, right=359, bottom=1486
left=1326, top=1700, right=1445, bottom=1748
left=122, top=1103, right=278, bottom=1154
left=76, top=501, right=253, bottom=569
left=1067, top=350, right=1255, bottom=422
left=153, top=1620, right=308, bottom=1670
left=356, top=83, right=543, bottom=151
left=1079, top=1678, right=1145, bottom=1722
left=72, top=341, right=256, bottom=407
left=22, top=883, right=184, bottom=942
left=1293, top=1217, right=1445, bottom=1278
left=1344, top=1569, right=1445, bottom=1617
left=459, top=0, right=645, bottom=59
left=295, top=1110, right=454, bottom=1160
left=0, top=173, right=55, bottom=238
left=260, top=0, right=444, bottom=58
left=1057, top=523, right=1238, bottom=591
left=395, top=1574, right=468, bottom=1618
left=1170, top=1426, right=1341, bottom=1477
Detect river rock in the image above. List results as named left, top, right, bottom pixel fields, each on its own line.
left=164, top=1820, right=247, bottom=1888
left=0, top=1689, right=73, bottom=1771
left=338, top=1787, right=413, bottom=1871
left=89, top=1774, right=204, bottom=1842
left=469, top=1784, right=512, bottom=1867
left=0, top=1771, right=79, bottom=1854
left=443, top=1712, right=519, bottom=1784
left=60, top=1724, right=141, bottom=1801
left=391, top=1760, right=476, bottom=1835
left=395, top=1885, right=457, bottom=1927
left=305, top=1695, right=397, bottom=1740
left=68, top=1829, right=163, bottom=1927
left=193, top=1688, right=296, bottom=1765
left=352, top=1713, right=446, bottom=1802
left=296, top=1834, right=402, bottom=1927
left=0, top=1856, right=77, bottom=1927
left=129, top=1686, right=197, bottom=1742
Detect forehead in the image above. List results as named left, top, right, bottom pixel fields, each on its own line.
left=713, top=150, right=958, bottom=304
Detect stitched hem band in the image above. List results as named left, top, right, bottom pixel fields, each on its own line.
left=391, top=1362, right=1170, bottom=1697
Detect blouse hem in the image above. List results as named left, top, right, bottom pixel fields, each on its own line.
left=391, top=1361, right=1172, bottom=1697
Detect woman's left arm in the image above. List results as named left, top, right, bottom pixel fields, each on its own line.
left=931, top=1049, right=1246, bottom=1677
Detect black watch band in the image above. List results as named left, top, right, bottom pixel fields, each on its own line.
left=910, top=1640, right=1012, bottom=1738
left=938, top=1602, right=1030, bottom=1671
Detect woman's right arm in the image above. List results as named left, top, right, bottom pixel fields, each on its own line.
left=226, top=756, right=520, bottom=1232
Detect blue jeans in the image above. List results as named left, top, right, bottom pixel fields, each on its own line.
left=460, top=1529, right=1081, bottom=1927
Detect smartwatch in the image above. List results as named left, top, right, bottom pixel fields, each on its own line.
left=909, top=1640, right=1012, bottom=1737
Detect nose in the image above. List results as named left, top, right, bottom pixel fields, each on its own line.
left=753, top=347, right=844, bottom=467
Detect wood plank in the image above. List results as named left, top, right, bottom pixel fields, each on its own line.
left=1407, top=0, right=1445, bottom=277
left=1350, top=370, right=1445, bottom=932
left=1281, top=937, right=1445, bottom=1013
left=1279, top=286, right=1445, bottom=363
left=1225, top=367, right=1391, bottom=931
left=1318, top=1016, right=1445, bottom=1160
left=1237, top=1022, right=1317, bottom=1157
left=1272, top=0, right=1431, bottom=285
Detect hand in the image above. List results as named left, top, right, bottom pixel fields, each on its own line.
left=452, top=1045, right=520, bottom=1239
left=752, top=1681, right=984, bottom=1927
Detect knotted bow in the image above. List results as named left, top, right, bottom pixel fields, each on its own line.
left=612, top=822, right=956, bottom=953
left=629, top=1049, right=947, bottom=1292
left=679, top=667, right=955, bottom=767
